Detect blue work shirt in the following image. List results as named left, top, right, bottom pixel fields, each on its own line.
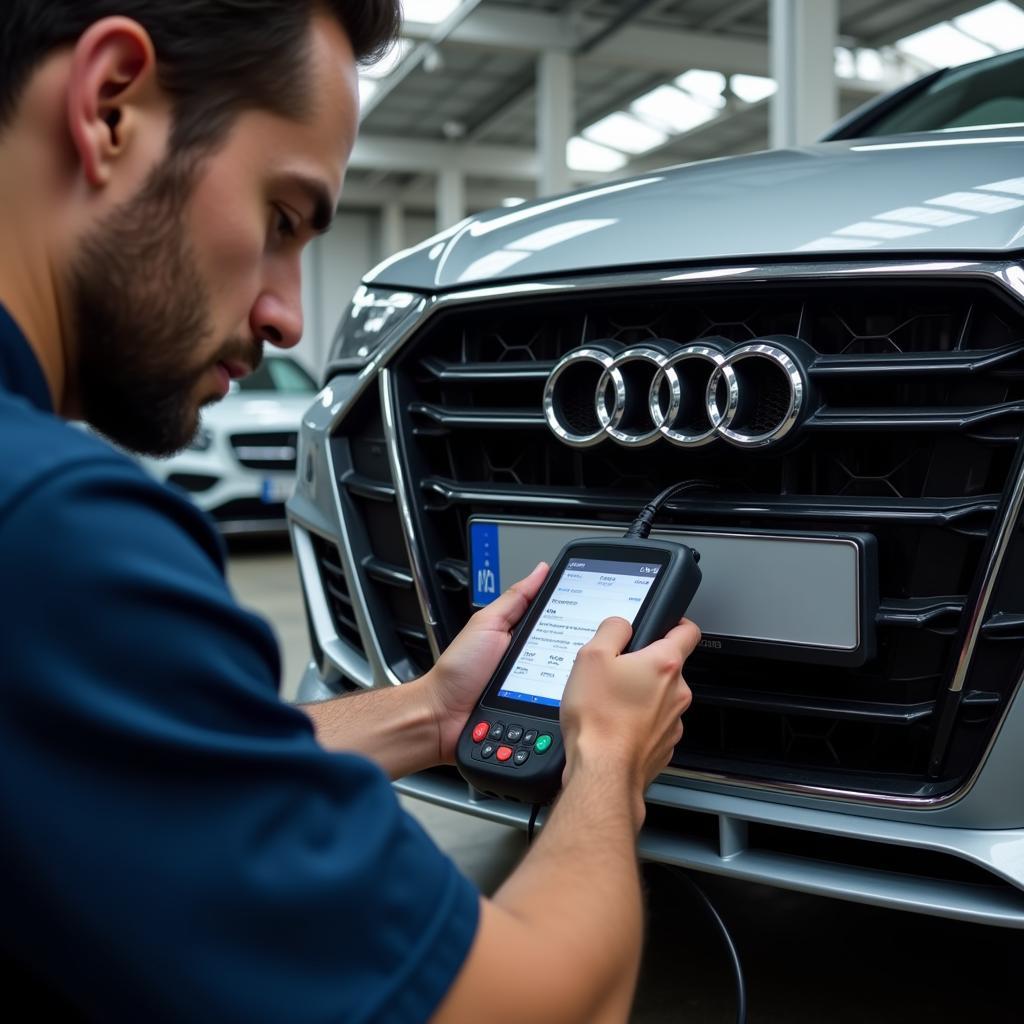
left=0, top=306, right=478, bottom=1022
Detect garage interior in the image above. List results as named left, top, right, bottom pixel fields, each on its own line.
left=222, top=1, right=1024, bottom=1020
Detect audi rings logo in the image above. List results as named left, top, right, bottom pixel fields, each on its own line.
left=542, top=337, right=808, bottom=450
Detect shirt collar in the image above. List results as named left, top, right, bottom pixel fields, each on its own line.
left=0, top=304, right=54, bottom=413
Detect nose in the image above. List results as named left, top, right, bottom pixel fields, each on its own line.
left=250, top=278, right=303, bottom=350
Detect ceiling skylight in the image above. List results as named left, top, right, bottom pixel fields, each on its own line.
left=582, top=112, right=668, bottom=155
left=402, top=0, right=461, bottom=25
left=631, top=86, right=717, bottom=134
left=361, top=39, right=413, bottom=79
left=954, top=2, right=1024, bottom=52
left=834, top=46, right=856, bottom=78
left=674, top=69, right=727, bottom=107
left=856, top=48, right=885, bottom=81
left=896, top=22, right=995, bottom=67
left=567, top=137, right=628, bottom=173
left=730, top=74, right=778, bottom=103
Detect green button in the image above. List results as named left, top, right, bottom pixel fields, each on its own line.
left=535, top=734, right=553, bottom=754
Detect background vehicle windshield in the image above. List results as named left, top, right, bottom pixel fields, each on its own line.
left=238, top=359, right=316, bottom=394
left=863, top=49, right=1024, bottom=136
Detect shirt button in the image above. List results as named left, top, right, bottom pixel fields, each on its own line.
left=471, top=722, right=490, bottom=743
left=534, top=734, right=553, bottom=754
left=496, top=745, right=514, bottom=762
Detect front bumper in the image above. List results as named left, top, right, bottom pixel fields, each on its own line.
left=394, top=764, right=1024, bottom=928
left=289, top=259, right=1024, bottom=925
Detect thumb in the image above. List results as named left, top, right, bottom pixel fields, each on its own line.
left=584, top=615, right=633, bottom=655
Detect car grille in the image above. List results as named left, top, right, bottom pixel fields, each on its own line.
left=360, top=276, right=1024, bottom=800
left=316, top=390, right=433, bottom=680
left=229, top=431, right=298, bottom=471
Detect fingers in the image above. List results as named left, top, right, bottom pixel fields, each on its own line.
left=583, top=616, right=633, bottom=655
left=474, top=562, right=549, bottom=632
left=658, top=618, right=702, bottom=661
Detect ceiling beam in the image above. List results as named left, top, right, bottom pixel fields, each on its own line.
left=404, top=7, right=770, bottom=75
left=349, top=135, right=540, bottom=178
left=698, top=0, right=765, bottom=33
left=577, top=0, right=663, bottom=56
left=338, top=179, right=537, bottom=213
left=402, top=8, right=575, bottom=53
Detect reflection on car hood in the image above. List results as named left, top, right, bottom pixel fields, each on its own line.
left=202, top=392, right=311, bottom=431
left=366, top=127, right=1024, bottom=291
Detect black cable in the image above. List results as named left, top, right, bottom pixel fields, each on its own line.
left=664, top=866, right=747, bottom=1024
left=624, top=480, right=715, bottom=539
left=527, top=803, right=541, bottom=844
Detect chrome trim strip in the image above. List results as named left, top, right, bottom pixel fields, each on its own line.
left=380, top=369, right=443, bottom=662
left=319, top=414, right=403, bottom=689
left=949, top=448, right=1024, bottom=693
left=289, top=521, right=375, bottom=688
left=316, top=257, right=1024, bottom=805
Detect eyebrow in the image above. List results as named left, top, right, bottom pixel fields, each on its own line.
left=289, top=175, right=336, bottom=234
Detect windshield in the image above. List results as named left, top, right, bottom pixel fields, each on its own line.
left=238, top=358, right=316, bottom=393
left=863, top=49, right=1024, bottom=137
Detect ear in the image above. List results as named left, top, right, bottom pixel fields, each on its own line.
left=65, top=17, right=160, bottom=189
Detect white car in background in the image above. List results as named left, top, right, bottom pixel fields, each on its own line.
left=143, top=355, right=317, bottom=535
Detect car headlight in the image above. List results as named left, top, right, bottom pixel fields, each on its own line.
left=327, top=286, right=425, bottom=372
left=188, top=425, right=214, bottom=452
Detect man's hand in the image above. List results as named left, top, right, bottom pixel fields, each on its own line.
left=560, top=614, right=700, bottom=829
left=422, top=561, right=549, bottom=763
left=433, top=613, right=702, bottom=1024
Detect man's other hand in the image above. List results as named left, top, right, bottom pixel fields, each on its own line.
left=560, top=615, right=700, bottom=829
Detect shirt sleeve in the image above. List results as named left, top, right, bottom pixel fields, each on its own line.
left=0, top=457, right=479, bottom=1024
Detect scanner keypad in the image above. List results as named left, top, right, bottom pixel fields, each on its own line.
left=469, top=719, right=554, bottom=768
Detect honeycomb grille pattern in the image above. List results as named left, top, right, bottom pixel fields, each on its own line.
left=386, top=279, right=1024, bottom=797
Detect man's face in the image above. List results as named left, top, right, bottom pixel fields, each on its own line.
left=73, top=14, right=357, bottom=455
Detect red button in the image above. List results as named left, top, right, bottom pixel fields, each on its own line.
left=471, top=722, right=490, bottom=743
left=496, top=745, right=513, bottom=762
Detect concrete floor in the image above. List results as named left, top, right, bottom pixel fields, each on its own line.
left=227, top=537, right=1022, bottom=1023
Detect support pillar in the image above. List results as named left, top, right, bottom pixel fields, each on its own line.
left=770, top=0, right=838, bottom=149
left=436, top=166, right=466, bottom=230
left=381, top=200, right=404, bottom=257
left=537, top=50, right=573, bottom=197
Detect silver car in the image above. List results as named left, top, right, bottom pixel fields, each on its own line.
left=289, top=49, right=1024, bottom=928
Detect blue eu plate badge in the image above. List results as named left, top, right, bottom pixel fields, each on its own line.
left=471, top=522, right=501, bottom=605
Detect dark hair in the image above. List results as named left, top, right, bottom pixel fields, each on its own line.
left=0, top=1, right=401, bottom=150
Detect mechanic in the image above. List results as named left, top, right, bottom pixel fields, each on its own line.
left=0, top=3, right=700, bottom=1021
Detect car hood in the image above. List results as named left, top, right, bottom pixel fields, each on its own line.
left=201, top=392, right=311, bottom=431
left=366, top=127, right=1024, bottom=292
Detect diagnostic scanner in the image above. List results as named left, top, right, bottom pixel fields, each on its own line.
left=456, top=536, right=702, bottom=805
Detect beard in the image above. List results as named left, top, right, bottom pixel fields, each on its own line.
left=70, top=156, right=260, bottom=457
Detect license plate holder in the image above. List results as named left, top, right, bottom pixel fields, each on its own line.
left=468, top=517, right=877, bottom=666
